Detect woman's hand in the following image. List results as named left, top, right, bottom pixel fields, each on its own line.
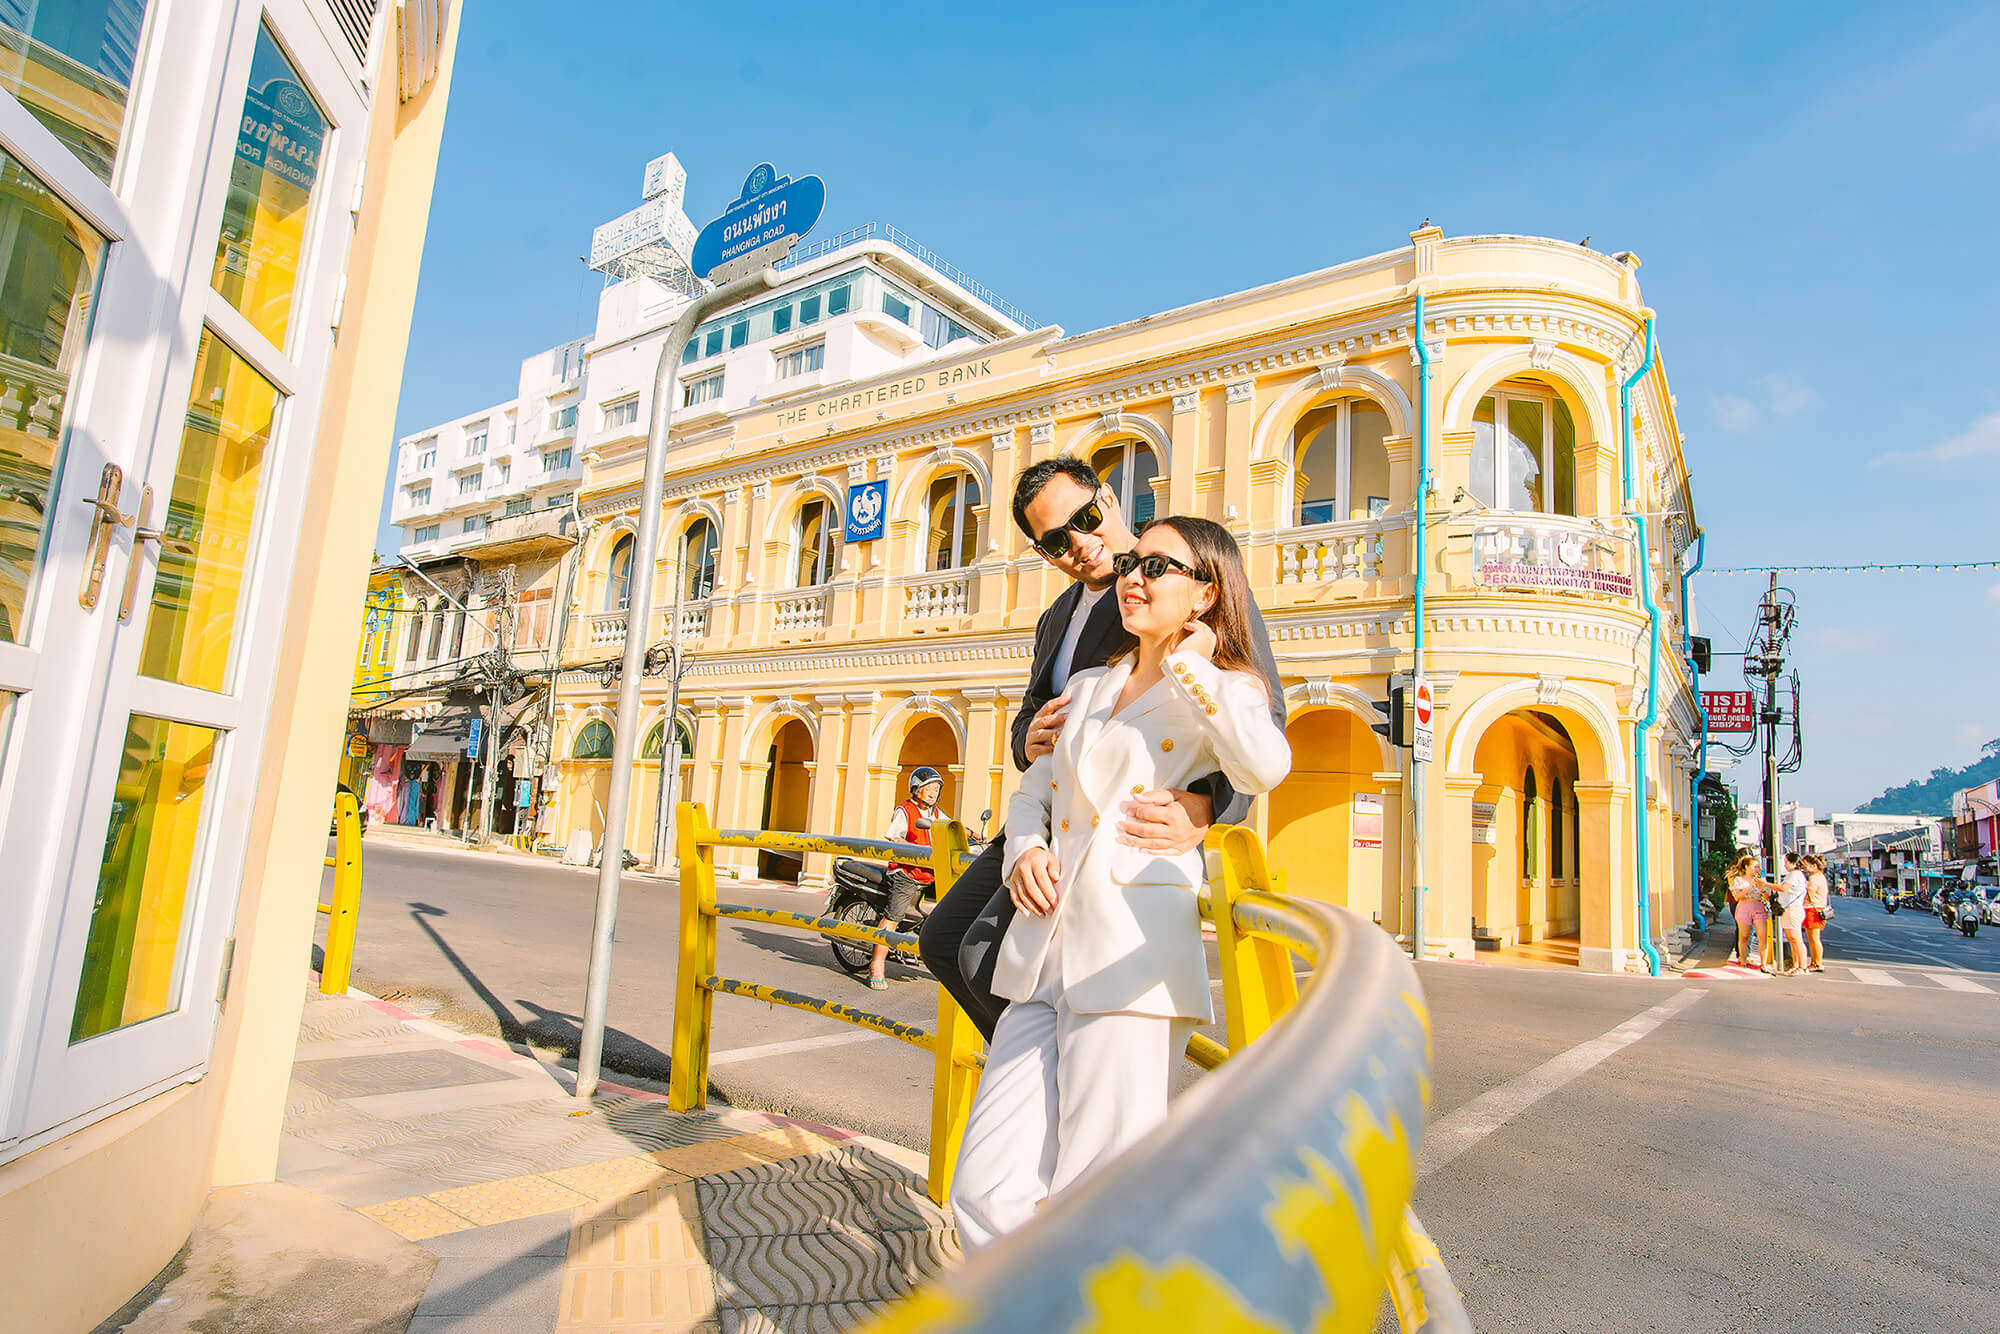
left=1178, top=617, right=1217, bottom=661
left=1008, top=847, right=1062, bottom=917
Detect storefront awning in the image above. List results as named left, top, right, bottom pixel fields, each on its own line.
left=406, top=703, right=479, bottom=758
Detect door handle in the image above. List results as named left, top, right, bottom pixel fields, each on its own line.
left=121, top=485, right=197, bottom=623
left=78, top=463, right=134, bottom=610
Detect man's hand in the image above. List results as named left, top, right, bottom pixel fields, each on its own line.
left=1008, top=847, right=1063, bottom=917
left=1117, top=789, right=1214, bottom=854
left=1023, top=691, right=1071, bottom=762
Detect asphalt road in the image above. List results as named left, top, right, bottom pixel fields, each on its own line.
left=321, top=842, right=2000, bottom=1332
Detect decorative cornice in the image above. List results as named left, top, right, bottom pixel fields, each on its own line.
left=1225, top=381, right=1255, bottom=405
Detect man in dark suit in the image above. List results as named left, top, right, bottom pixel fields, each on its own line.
left=918, top=456, right=1287, bottom=1039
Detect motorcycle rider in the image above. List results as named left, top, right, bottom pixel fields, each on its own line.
left=871, top=767, right=944, bottom=990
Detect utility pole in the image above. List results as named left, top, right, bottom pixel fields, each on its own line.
left=477, top=567, right=516, bottom=848
left=1751, top=571, right=1796, bottom=969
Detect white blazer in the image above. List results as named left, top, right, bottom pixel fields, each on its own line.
left=996, top=648, right=1292, bottom=1021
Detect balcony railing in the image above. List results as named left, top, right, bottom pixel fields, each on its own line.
left=676, top=600, right=710, bottom=639
left=774, top=587, right=829, bottom=631
left=903, top=569, right=971, bottom=619
left=1273, top=517, right=1391, bottom=584
left=585, top=610, right=626, bottom=648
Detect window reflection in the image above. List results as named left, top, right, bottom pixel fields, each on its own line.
left=0, top=1, right=150, bottom=183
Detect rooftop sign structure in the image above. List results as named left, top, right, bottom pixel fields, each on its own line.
left=691, top=162, right=825, bottom=283
left=589, top=150, right=701, bottom=291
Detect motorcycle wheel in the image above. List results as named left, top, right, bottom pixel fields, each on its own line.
left=1964, top=922, right=1979, bottom=938
left=1885, top=903, right=1898, bottom=913
left=828, top=900, right=880, bottom=977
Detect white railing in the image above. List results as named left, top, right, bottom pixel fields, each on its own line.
left=1274, top=517, right=1391, bottom=583
left=904, top=570, right=970, bottom=618
left=586, top=610, right=627, bottom=647
left=1469, top=514, right=1636, bottom=601
left=774, top=587, right=829, bottom=631
left=677, top=600, right=710, bottom=638
left=0, top=354, right=66, bottom=442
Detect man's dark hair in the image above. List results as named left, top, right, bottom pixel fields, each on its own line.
left=1011, top=456, right=1102, bottom=539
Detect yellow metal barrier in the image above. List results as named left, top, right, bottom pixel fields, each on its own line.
left=667, top=805, right=1469, bottom=1332
left=668, top=802, right=984, bottom=1203
left=317, top=790, right=364, bottom=995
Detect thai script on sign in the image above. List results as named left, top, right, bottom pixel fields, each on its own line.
left=1477, top=560, right=1636, bottom=597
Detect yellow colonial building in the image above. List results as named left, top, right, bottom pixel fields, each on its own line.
left=548, top=224, right=1701, bottom=975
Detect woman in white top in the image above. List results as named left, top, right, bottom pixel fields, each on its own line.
left=949, top=517, right=1291, bottom=1250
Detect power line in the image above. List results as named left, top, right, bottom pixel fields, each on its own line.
left=1699, top=560, right=2000, bottom=576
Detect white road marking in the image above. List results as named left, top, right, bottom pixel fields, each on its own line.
left=1850, top=968, right=1905, bottom=987
left=1930, top=974, right=1994, bottom=994
left=1419, top=990, right=1705, bottom=1178
left=709, top=1029, right=893, bottom=1066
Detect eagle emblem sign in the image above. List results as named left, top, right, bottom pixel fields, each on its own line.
left=846, top=480, right=888, bottom=543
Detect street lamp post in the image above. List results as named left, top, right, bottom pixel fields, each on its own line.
left=575, top=267, right=782, bottom=1102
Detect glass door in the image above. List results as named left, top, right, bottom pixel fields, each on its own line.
left=0, top=1, right=368, bottom=1150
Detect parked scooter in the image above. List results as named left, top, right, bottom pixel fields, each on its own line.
left=824, top=810, right=990, bottom=977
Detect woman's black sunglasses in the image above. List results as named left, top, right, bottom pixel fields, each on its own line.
left=1111, top=551, right=1210, bottom=583
left=1034, top=497, right=1106, bottom=558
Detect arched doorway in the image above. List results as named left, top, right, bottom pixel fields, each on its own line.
left=1269, top=708, right=1388, bottom=918
left=757, top=718, right=814, bottom=882
left=1470, top=710, right=1582, bottom=957
left=895, top=714, right=961, bottom=826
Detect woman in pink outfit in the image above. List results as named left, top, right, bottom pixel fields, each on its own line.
left=1727, top=851, right=1773, bottom=970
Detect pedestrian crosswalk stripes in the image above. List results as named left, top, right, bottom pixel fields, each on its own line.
left=1681, top=961, right=1996, bottom=992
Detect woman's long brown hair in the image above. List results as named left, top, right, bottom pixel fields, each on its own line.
left=1110, top=516, right=1267, bottom=693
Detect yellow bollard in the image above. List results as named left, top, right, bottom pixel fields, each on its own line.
left=1208, top=825, right=1300, bottom=1050
left=668, top=801, right=719, bottom=1112
left=924, top=819, right=982, bottom=1206
left=319, top=791, right=364, bottom=995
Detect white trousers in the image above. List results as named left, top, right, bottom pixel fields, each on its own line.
left=949, top=962, right=1194, bottom=1251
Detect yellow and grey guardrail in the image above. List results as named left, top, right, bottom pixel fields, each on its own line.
left=318, top=790, right=364, bottom=995
left=667, top=804, right=1470, bottom=1332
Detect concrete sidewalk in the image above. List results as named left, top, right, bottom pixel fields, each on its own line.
left=108, top=983, right=958, bottom=1333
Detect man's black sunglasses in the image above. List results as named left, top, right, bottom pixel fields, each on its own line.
left=1034, top=497, right=1106, bottom=559
left=1111, top=551, right=1210, bottom=583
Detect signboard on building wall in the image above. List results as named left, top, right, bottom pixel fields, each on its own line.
left=1471, top=800, right=1498, bottom=845
left=1473, top=522, right=1635, bottom=598
left=1352, top=792, right=1383, bottom=850
left=845, top=480, right=888, bottom=543
left=1702, top=690, right=1755, bottom=733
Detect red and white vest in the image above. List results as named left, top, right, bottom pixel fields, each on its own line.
left=889, top=799, right=937, bottom=883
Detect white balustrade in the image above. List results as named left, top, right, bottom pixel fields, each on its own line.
left=774, top=588, right=829, bottom=630
left=1276, top=519, right=1387, bottom=584
left=586, top=611, right=627, bottom=647
left=904, top=571, right=971, bottom=618
left=677, top=601, right=710, bottom=638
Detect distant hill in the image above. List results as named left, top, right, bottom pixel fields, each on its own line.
left=1858, top=739, right=2000, bottom=817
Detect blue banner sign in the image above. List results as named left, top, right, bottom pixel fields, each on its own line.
left=846, top=480, right=888, bottom=543
left=466, top=718, right=483, bottom=758
left=691, top=163, right=825, bottom=280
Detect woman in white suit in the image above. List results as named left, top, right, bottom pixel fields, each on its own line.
left=950, top=516, right=1291, bottom=1249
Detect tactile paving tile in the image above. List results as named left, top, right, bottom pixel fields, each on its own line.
left=291, top=1048, right=517, bottom=1098
left=358, top=1194, right=477, bottom=1241
left=297, top=993, right=410, bottom=1045
left=695, top=1179, right=875, bottom=1241
left=878, top=1227, right=961, bottom=1286
left=845, top=1176, right=954, bottom=1235
left=594, top=1100, right=746, bottom=1153
left=558, top=1182, right=714, bottom=1330
left=705, top=1233, right=903, bottom=1308
left=425, top=1174, right=593, bottom=1227
left=694, top=1156, right=866, bottom=1190
left=546, top=1154, right=691, bottom=1201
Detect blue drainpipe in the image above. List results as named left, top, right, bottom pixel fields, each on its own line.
left=1682, top=529, right=1708, bottom=934
left=1622, top=317, right=1663, bottom=976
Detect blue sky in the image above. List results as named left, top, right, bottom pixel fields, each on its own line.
left=384, top=0, right=2000, bottom=813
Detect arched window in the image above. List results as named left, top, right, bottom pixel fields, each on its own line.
left=924, top=471, right=981, bottom=571
left=1522, top=767, right=1540, bottom=879
left=450, top=602, right=468, bottom=658
left=641, top=718, right=694, bottom=760
left=680, top=518, right=719, bottom=601
left=572, top=719, right=614, bottom=760
left=1472, top=387, right=1576, bottom=515
left=794, top=498, right=834, bottom=588
left=1092, top=440, right=1158, bottom=526
left=1550, top=777, right=1566, bottom=879
left=426, top=598, right=447, bottom=659
left=1292, top=400, right=1392, bottom=526
left=406, top=600, right=426, bottom=662
left=605, top=533, right=635, bottom=611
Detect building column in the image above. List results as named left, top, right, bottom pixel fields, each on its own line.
left=1220, top=380, right=1257, bottom=535
left=1168, top=392, right=1200, bottom=519
left=1435, top=774, right=1482, bottom=961
left=836, top=691, right=881, bottom=843
left=972, top=432, right=1015, bottom=635
left=961, top=687, right=1004, bottom=831
left=798, top=696, right=852, bottom=888
left=1575, top=779, right=1632, bottom=973
left=1368, top=770, right=1403, bottom=932
left=709, top=696, right=757, bottom=879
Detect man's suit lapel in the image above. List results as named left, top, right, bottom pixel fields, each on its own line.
left=1069, top=583, right=1129, bottom=676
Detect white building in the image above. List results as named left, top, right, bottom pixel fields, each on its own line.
left=390, top=336, right=589, bottom=556
left=388, top=152, right=1033, bottom=565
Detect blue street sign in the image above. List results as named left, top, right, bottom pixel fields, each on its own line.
left=690, top=163, right=825, bottom=280
left=845, top=480, right=888, bottom=543
left=466, top=718, right=483, bottom=758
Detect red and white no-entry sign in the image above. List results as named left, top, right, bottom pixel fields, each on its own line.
left=1413, top=680, right=1435, bottom=729
left=1412, top=678, right=1435, bottom=762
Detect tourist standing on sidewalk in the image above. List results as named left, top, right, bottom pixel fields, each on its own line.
left=1802, top=853, right=1831, bottom=973
left=949, top=517, right=1292, bottom=1250
left=1728, top=852, right=1771, bottom=970
left=1776, top=853, right=1810, bottom=976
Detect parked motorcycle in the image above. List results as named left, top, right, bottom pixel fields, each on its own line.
left=824, top=810, right=991, bottom=977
